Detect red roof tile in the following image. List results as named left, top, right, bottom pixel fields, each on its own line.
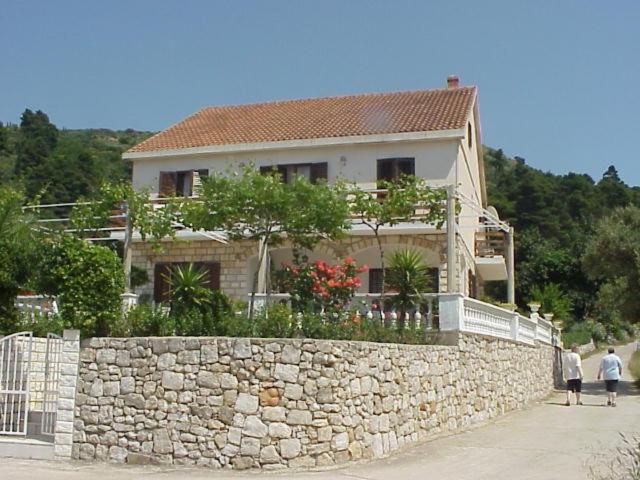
left=128, top=86, right=476, bottom=154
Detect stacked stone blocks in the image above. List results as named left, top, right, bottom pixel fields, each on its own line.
left=72, top=334, right=555, bottom=469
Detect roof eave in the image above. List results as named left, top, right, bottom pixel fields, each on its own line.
left=123, top=128, right=466, bottom=160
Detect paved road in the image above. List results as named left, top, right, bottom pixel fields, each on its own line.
left=5, top=342, right=639, bottom=480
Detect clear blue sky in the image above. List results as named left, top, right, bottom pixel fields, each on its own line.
left=2, top=0, right=639, bottom=185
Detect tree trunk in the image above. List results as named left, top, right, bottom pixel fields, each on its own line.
left=249, top=236, right=269, bottom=322
left=123, top=210, right=133, bottom=292
left=374, top=230, right=386, bottom=324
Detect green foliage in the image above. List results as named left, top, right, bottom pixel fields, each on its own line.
left=386, top=249, right=431, bottom=324
left=129, top=265, right=149, bottom=289
left=112, top=304, right=173, bottom=337
left=561, top=322, right=594, bottom=347
left=2, top=109, right=153, bottom=204
left=483, top=147, right=640, bottom=325
left=527, top=283, right=572, bottom=321
left=347, top=175, right=447, bottom=298
left=36, top=235, right=124, bottom=336
left=277, top=256, right=366, bottom=315
left=164, top=263, right=211, bottom=314
left=0, top=187, right=43, bottom=332
left=583, top=206, right=640, bottom=327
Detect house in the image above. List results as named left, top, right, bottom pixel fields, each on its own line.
left=123, top=76, right=513, bottom=307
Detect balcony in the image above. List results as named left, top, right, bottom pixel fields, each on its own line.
left=474, top=231, right=508, bottom=281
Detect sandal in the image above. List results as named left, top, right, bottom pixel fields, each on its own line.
left=612, top=403, right=617, bottom=407
left=577, top=401, right=583, bottom=406
left=564, top=401, right=570, bottom=406
left=607, top=400, right=612, bottom=406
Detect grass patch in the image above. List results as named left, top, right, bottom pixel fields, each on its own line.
left=629, top=349, right=640, bottom=387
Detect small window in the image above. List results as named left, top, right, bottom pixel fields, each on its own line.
left=259, top=162, right=328, bottom=184
left=376, top=158, right=415, bottom=184
left=467, top=123, right=473, bottom=149
left=159, top=169, right=208, bottom=198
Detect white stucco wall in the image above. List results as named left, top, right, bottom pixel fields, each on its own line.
left=131, top=139, right=459, bottom=193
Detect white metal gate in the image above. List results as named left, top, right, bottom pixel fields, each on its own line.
left=0, top=332, right=33, bottom=435
left=41, top=333, right=62, bottom=436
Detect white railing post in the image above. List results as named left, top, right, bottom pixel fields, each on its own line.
left=528, top=303, right=540, bottom=342
left=438, top=293, right=464, bottom=331
left=510, top=312, right=519, bottom=343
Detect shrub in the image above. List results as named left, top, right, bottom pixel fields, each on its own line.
left=254, top=304, right=295, bottom=338
left=386, top=249, right=431, bottom=326
left=528, top=283, right=573, bottom=322
left=278, top=256, right=367, bottom=315
left=113, top=304, right=173, bottom=337
left=36, top=234, right=124, bottom=336
left=165, top=263, right=211, bottom=315
left=562, top=322, right=593, bottom=347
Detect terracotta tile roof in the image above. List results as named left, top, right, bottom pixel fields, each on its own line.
left=128, top=86, right=476, bottom=154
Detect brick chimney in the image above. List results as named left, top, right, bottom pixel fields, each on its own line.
left=447, top=75, right=460, bottom=89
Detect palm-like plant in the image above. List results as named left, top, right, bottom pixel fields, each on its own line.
left=385, top=249, right=431, bottom=327
left=163, top=263, right=211, bottom=313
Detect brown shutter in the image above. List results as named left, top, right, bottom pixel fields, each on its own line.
left=194, top=262, right=221, bottom=291
left=310, top=162, right=328, bottom=184
left=154, top=263, right=171, bottom=303
left=159, top=172, right=177, bottom=197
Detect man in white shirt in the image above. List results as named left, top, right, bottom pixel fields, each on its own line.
left=597, top=347, right=623, bottom=407
left=563, top=344, right=584, bottom=406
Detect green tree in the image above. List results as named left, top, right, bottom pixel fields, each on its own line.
left=70, top=181, right=180, bottom=290
left=582, top=205, right=640, bottom=326
left=0, top=187, right=43, bottom=332
left=182, top=165, right=350, bottom=316
left=348, top=175, right=446, bottom=299
left=14, top=110, right=58, bottom=196
left=36, top=234, right=124, bottom=336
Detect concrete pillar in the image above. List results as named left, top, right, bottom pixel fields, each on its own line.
left=506, top=226, right=515, bottom=304
left=446, top=185, right=457, bottom=293
left=438, top=293, right=465, bottom=331
left=54, top=329, right=80, bottom=458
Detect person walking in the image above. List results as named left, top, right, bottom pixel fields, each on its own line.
left=597, top=347, right=623, bottom=407
left=563, top=344, right=584, bottom=406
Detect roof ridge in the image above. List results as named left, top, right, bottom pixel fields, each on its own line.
left=199, top=86, right=477, bottom=112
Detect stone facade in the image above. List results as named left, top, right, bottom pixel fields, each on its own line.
left=72, top=334, right=556, bottom=469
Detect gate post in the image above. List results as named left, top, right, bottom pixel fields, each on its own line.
left=54, top=329, right=80, bottom=458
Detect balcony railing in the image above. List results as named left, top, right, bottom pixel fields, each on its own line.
left=475, top=231, right=506, bottom=257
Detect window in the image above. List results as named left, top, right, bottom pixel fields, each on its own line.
left=159, top=169, right=209, bottom=197
left=259, top=162, right=328, bottom=184
left=376, top=158, right=415, bottom=183
left=368, top=267, right=439, bottom=294
left=153, top=261, right=220, bottom=303
left=467, top=123, right=473, bottom=149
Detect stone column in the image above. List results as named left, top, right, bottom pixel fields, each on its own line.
left=438, top=293, right=465, bottom=331
left=54, top=329, right=80, bottom=458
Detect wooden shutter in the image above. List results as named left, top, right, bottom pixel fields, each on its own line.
left=195, top=262, right=221, bottom=291
left=426, top=267, right=439, bottom=293
left=368, top=268, right=383, bottom=294
left=310, top=162, right=328, bottom=184
left=159, top=172, right=177, bottom=197
left=154, top=263, right=172, bottom=303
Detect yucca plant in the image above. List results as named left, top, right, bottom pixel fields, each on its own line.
left=385, top=249, right=431, bottom=328
left=163, top=263, right=211, bottom=314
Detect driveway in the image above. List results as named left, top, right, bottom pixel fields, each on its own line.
left=4, top=341, right=639, bottom=480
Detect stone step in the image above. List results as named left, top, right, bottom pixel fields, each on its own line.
left=0, top=436, right=54, bottom=460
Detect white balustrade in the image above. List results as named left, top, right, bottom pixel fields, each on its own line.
left=439, top=293, right=557, bottom=345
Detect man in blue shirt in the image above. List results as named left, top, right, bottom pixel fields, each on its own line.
left=597, top=347, right=623, bottom=407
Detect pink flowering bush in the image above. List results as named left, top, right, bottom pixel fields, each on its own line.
left=278, top=257, right=368, bottom=316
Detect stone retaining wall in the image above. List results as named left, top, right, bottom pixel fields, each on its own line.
left=72, top=334, right=556, bottom=469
